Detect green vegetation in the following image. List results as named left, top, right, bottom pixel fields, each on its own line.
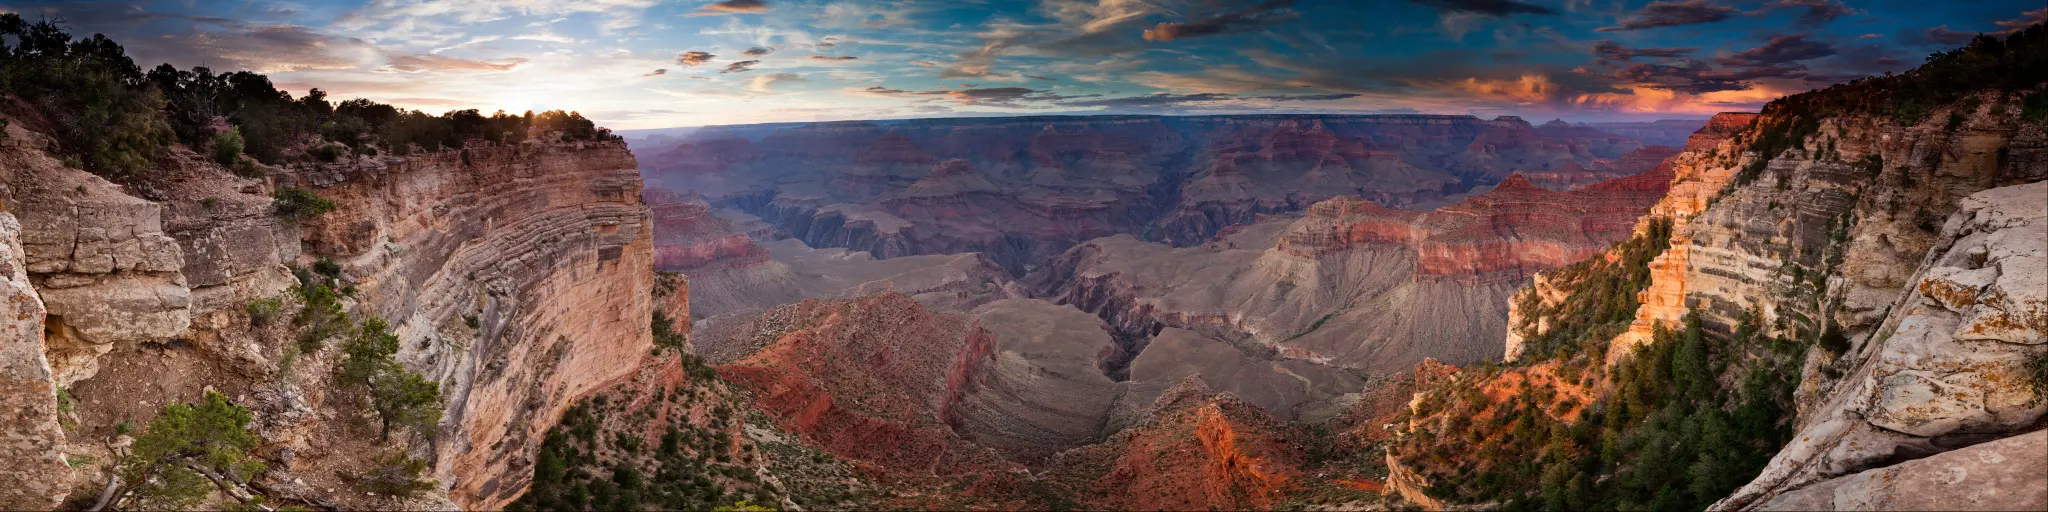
left=212, top=126, right=246, bottom=166
left=272, top=187, right=335, bottom=221
left=1764, top=26, right=2048, bottom=125
left=0, top=14, right=173, bottom=178
left=341, top=451, right=439, bottom=498
left=1, top=14, right=619, bottom=183
left=1512, top=218, right=1673, bottom=363
left=1400, top=312, right=1802, bottom=512
left=339, top=317, right=444, bottom=441
left=245, top=297, right=282, bottom=327
left=112, top=391, right=267, bottom=510
left=653, top=310, right=686, bottom=351
left=292, top=277, right=349, bottom=351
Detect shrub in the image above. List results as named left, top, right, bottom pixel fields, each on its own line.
left=246, top=298, right=282, bottom=327
left=115, top=391, right=266, bottom=510
left=343, top=451, right=439, bottom=498
left=273, top=187, right=335, bottom=220
left=310, top=143, right=345, bottom=163
left=212, top=126, right=245, bottom=166
left=313, top=257, right=343, bottom=279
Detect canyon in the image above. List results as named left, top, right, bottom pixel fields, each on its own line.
left=1, top=16, right=2042, bottom=511
left=623, top=112, right=1690, bottom=507
left=636, top=114, right=1661, bottom=274
left=0, top=99, right=651, bottom=510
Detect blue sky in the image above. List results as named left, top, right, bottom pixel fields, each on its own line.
left=2, top=0, right=2042, bottom=128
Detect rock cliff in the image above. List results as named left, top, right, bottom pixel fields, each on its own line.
left=0, top=104, right=654, bottom=510
left=281, top=139, right=654, bottom=509
left=1716, top=181, right=2047, bottom=510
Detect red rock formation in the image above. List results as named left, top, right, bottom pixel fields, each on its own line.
left=1274, top=167, right=1673, bottom=282
left=1047, top=377, right=1307, bottom=511
left=703, top=293, right=1015, bottom=474
left=646, top=188, right=772, bottom=272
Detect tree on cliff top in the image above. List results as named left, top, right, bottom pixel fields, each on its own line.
left=0, top=14, right=174, bottom=178
left=2, top=14, right=620, bottom=183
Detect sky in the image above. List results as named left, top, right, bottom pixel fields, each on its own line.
left=2, top=0, right=2043, bottom=129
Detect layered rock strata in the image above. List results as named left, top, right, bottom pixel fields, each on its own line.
left=1032, top=165, right=1671, bottom=375
left=1717, top=181, right=2048, bottom=509
left=281, top=140, right=654, bottom=509
left=641, top=114, right=1656, bottom=269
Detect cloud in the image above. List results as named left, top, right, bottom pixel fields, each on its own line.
left=1060, top=92, right=1234, bottom=107
left=382, top=54, right=529, bottom=73
left=741, top=46, right=774, bottom=57
left=688, top=0, right=771, bottom=17
left=645, top=69, right=668, bottom=77
left=1714, top=34, right=1835, bottom=66
left=1407, top=0, right=1557, bottom=16
left=1764, top=0, right=1859, bottom=26
left=1258, top=93, right=1363, bottom=101
left=937, top=86, right=1048, bottom=106
left=1141, top=0, right=1302, bottom=42
left=1027, top=75, right=1057, bottom=81
left=853, top=85, right=1067, bottom=107
left=747, top=72, right=807, bottom=93
left=1993, top=8, right=2048, bottom=35
left=910, top=61, right=938, bottom=67
left=1916, top=25, right=1979, bottom=46
left=677, top=51, right=717, bottom=66
left=722, top=60, right=761, bottom=73
left=1598, top=0, right=1739, bottom=32
left=807, top=55, right=860, bottom=61
left=1591, top=40, right=1697, bottom=64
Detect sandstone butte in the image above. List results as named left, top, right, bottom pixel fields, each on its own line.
left=0, top=104, right=653, bottom=511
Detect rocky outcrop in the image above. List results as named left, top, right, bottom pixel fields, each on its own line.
left=1750, top=430, right=2047, bottom=511
left=1045, top=377, right=1307, bottom=511
left=1605, top=112, right=1758, bottom=359
left=281, top=139, right=654, bottom=509
left=0, top=212, right=68, bottom=510
left=699, top=292, right=1018, bottom=473
left=1716, top=181, right=2048, bottom=510
left=0, top=122, right=193, bottom=386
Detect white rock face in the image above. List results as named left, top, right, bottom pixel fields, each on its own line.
left=0, top=122, right=193, bottom=386
left=1717, top=181, right=2048, bottom=510
left=1753, top=430, right=2048, bottom=511
left=0, top=213, right=71, bottom=510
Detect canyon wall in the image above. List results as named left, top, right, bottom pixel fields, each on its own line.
left=0, top=103, right=653, bottom=509
left=641, top=114, right=1657, bottom=272
left=282, top=139, right=654, bottom=509
left=1032, top=165, right=1670, bottom=376
left=1481, top=88, right=2047, bottom=509
left=1716, top=180, right=2047, bottom=510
